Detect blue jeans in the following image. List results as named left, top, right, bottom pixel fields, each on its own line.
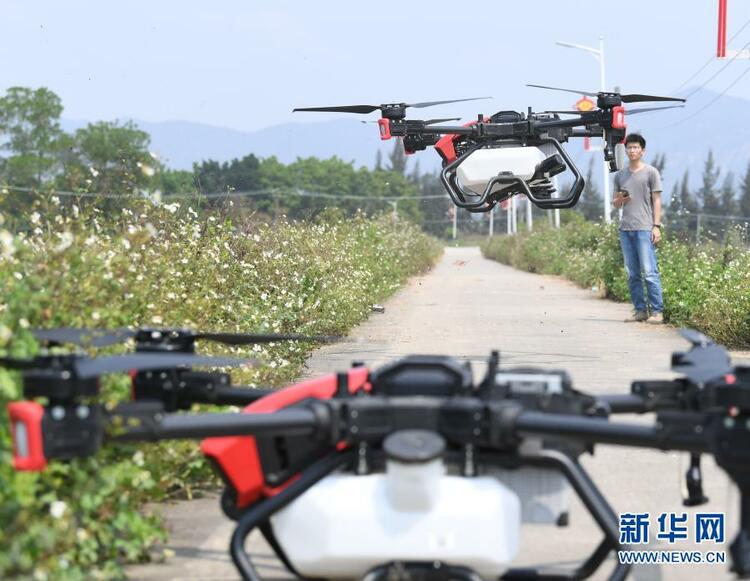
left=619, top=230, right=664, bottom=314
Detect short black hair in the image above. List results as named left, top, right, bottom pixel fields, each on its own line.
left=625, top=133, right=646, bottom=149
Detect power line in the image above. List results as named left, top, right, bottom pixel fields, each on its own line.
left=672, top=16, right=750, bottom=94
left=670, top=63, right=750, bottom=127
left=681, top=36, right=750, bottom=100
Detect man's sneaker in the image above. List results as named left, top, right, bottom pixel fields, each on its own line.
left=646, top=312, right=664, bottom=325
left=625, top=311, right=648, bottom=322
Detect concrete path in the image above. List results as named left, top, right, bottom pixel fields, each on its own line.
left=126, top=247, right=747, bottom=581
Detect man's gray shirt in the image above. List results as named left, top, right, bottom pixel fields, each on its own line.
left=614, top=164, right=663, bottom=231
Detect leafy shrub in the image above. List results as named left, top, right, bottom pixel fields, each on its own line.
left=482, top=221, right=750, bottom=348
left=0, top=198, right=441, bottom=579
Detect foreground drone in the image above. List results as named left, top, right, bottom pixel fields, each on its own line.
left=6, top=330, right=750, bottom=580
left=294, top=87, right=685, bottom=213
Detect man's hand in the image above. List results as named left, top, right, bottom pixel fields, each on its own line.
left=613, top=192, right=631, bottom=209
left=651, top=226, right=661, bottom=244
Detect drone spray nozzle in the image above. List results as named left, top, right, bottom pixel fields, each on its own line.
left=532, top=154, right=566, bottom=181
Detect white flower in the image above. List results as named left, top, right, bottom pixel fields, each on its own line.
left=122, top=238, right=131, bottom=251
left=151, top=315, right=163, bottom=324
left=55, top=231, right=74, bottom=252
left=92, top=311, right=101, bottom=321
left=0, top=230, right=14, bottom=259
left=13, top=272, right=23, bottom=280
left=139, top=163, right=155, bottom=177
left=30, top=212, right=41, bottom=225
left=19, top=318, right=30, bottom=329
left=133, top=450, right=145, bottom=466
left=89, top=166, right=99, bottom=177
left=0, top=324, right=12, bottom=345
left=49, top=500, right=67, bottom=519
left=50, top=196, right=60, bottom=206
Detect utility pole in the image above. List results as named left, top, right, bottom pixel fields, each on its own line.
left=555, top=36, right=611, bottom=224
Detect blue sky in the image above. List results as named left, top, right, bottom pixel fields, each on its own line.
left=2, top=0, right=750, bottom=131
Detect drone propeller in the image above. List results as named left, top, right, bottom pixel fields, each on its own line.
left=33, top=327, right=132, bottom=347
left=0, top=352, right=256, bottom=379
left=527, top=84, right=685, bottom=104
left=543, top=105, right=685, bottom=116
left=73, top=353, right=255, bottom=379
left=294, top=97, right=489, bottom=116
left=32, top=327, right=341, bottom=348
left=671, top=329, right=732, bottom=384
left=361, top=117, right=461, bottom=125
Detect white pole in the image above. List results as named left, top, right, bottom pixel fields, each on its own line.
left=555, top=37, right=611, bottom=224
left=526, top=196, right=533, bottom=232
left=511, top=196, right=518, bottom=234
left=600, top=36, right=611, bottom=224
left=507, top=201, right=512, bottom=234
left=553, top=176, right=561, bottom=228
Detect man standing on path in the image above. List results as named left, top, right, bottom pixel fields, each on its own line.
left=612, top=133, right=665, bottom=324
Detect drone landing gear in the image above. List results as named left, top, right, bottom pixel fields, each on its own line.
left=501, top=450, right=630, bottom=581
left=440, top=139, right=584, bottom=214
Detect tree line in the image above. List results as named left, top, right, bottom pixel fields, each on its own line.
left=574, top=152, right=750, bottom=223
left=0, top=86, right=436, bottom=225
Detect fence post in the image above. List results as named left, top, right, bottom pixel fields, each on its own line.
left=695, top=213, right=702, bottom=244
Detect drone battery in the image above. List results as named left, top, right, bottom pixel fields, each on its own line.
left=456, top=147, right=546, bottom=195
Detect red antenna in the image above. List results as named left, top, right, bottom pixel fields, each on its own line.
left=717, top=0, right=727, bottom=58
left=717, top=0, right=750, bottom=59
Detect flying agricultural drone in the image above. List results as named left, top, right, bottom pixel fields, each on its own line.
left=294, top=86, right=686, bottom=213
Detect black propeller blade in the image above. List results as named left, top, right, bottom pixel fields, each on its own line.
left=671, top=329, right=732, bottom=384
left=625, top=105, right=685, bottom=115
left=542, top=105, right=684, bottom=116
left=0, top=353, right=256, bottom=379
left=33, top=327, right=342, bottom=348
left=191, top=332, right=340, bottom=345
left=361, top=117, right=461, bottom=125
left=527, top=84, right=685, bottom=104
left=294, top=97, right=489, bottom=115
left=620, top=93, right=685, bottom=104
left=33, top=327, right=135, bottom=347
left=73, top=353, right=255, bottom=379
left=424, top=117, right=462, bottom=125
left=527, top=84, right=599, bottom=97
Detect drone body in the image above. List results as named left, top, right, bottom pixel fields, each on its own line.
left=294, top=87, right=685, bottom=213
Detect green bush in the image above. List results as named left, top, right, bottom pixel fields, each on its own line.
left=482, top=221, right=750, bottom=348
left=0, top=199, right=442, bottom=579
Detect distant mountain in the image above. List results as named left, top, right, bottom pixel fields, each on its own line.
left=60, top=117, right=401, bottom=172
left=61, top=87, right=750, bottom=193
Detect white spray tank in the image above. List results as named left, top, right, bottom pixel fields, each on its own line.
left=455, top=146, right=547, bottom=195
left=270, top=430, right=522, bottom=579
